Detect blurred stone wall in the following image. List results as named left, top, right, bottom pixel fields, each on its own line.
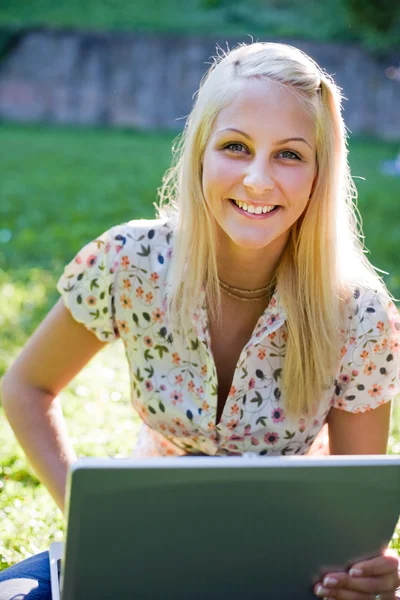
left=0, top=28, right=399, bottom=139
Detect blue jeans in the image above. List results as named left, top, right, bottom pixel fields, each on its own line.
left=0, top=552, right=51, bottom=599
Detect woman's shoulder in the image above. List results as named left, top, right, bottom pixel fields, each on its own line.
left=342, top=283, right=397, bottom=323
left=107, top=216, right=175, bottom=245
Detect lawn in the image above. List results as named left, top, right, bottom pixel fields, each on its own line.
left=0, top=123, right=399, bottom=569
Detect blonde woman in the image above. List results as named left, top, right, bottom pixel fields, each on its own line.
left=1, top=42, right=400, bottom=599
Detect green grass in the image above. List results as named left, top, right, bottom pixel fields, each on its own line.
left=0, top=122, right=399, bottom=569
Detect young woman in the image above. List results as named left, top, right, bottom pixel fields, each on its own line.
left=1, top=41, right=399, bottom=599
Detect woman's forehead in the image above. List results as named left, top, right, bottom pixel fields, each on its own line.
left=211, top=79, right=316, bottom=144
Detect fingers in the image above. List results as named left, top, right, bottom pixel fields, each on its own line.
left=314, top=571, right=397, bottom=598
left=351, top=551, right=399, bottom=577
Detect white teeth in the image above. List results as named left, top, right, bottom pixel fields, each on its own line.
left=232, top=199, right=276, bottom=215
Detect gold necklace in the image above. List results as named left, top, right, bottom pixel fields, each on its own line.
left=218, top=277, right=276, bottom=303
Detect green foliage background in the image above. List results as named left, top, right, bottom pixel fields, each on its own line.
left=1, top=0, right=399, bottom=53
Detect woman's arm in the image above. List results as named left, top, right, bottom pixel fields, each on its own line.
left=327, top=402, right=391, bottom=454
left=1, top=298, right=107, bottom=513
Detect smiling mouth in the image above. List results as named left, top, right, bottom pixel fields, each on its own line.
left=229, top=198, right=280, bottom=216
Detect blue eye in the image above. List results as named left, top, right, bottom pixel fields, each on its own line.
left=279, top=150, right=300, bottom=160
left=224, top=142, right=246, bottom=153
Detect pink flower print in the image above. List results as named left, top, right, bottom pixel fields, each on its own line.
left=123, top=279, right=131, bottom=290
left=248, top=378, right=255, bottom=389
left=121, top=256, right=130, bottom=268
left=170, top=390, right=183, bottom=405
left=244, top=424, right=252, bottom=436
left=167, top=247, right=173, bottom=259
left=264, top=432, right=279, bottom=445
left=208, top=421, right=215, bottom=431
left=257, top=348, right=266, bottom=360
left=173, top=418, right=184, bottom=428
left=336, top=399, right=347, bottom=410
left=187, top=380, right=195, bottom=392
left=267, top=314, right=278, bottom=327
left=312, top=419, right=320, bottom=427
left=349, top=336, right=356, bottom=345
left=368, top=384, right=383, bottom=398
left=228, top=386, right=237, bottom=398
left=105, top=241, right=111, bottom=254
left=152, top=308, right=165, bottom=323
left=376, top=321, right=385, bottom=332
left=230, top=403, right=239, bottom=415
left=196, top=386, right=204, bottom=397
left=75, top=255, right=82, bottom=264
left=202, top=400, right=210, bottom=411
left=159, top=423, right=167, bottom=431
left=381, top=338, right=388, bottom=349
left=145, top=292, right=154, bottom=304
left=175, top=374, right=183, bottom=385
left=390, top=338, right=399, bottom=353
left=86, top=296, right=96, bottom=306
left=115, top=245, right=123, bottom=254
left=168, top=427, right=177, bottom=435
left=270, top=296, right=277, bottom=307
left=150, top=272, right=159, bottom=283
left=86, top=254, right=97, bottom=267
left=339, top=373, right=350, bottom=385
left=374, top=343, right=381, bottom=353
left=117, top=320, right=129, bottom=334
left=120, top=294, right=133, bottom=310
left=340, top=345, right=347, bottom=359
left=160, top=384, right=166, bottom=391
left=271, top=407, right=285, bottom=423
left=136, top=286, right=144, bottom=299
left=251, top=436, right=259, bottom=446
left=201, top=364, right=208, bottom=376
left=268, top=331, right=276, bottom=341
left=352, top=369, right=359, bottom=377
left=110, top=260, right=119, bottom=274
left=172, top=352, right=181, bottom=366
left=360, top=350, right=369, bottom=361
left=143, top=336, right=153, bottom=347
left=227, top=419, right=238, bottom=431
left=145, top=380, right=153, bottom=392
left=298, top=418, right=306, bottom=433
left=363, top=362, right=376, bottom=376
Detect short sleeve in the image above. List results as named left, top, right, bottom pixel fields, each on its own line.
left=56, top=224, right=127, bottom=342
left=332, top=288, right=400, bottom=413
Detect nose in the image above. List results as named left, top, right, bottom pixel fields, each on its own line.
left=243, top=160, right=275, bottom=194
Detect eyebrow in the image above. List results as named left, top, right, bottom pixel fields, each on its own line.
left=216, top=128, right=313, bottom=149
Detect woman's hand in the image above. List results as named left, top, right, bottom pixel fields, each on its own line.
left=313, top=548, right=400, bottom=599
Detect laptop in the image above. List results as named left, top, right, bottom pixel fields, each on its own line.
left=49, top=454, right=400, bottom=600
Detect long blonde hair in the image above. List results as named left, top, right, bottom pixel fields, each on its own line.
left=157, top=41, right=388, bottom=419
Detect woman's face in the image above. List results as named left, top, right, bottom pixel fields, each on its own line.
left=201, top=79, right=318, bottom=256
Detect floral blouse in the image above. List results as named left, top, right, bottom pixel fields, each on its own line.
left=57, top=218, right=400, bottom=458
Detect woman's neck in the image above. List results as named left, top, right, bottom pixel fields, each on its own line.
left=216, top=234, right=287, bottom=291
